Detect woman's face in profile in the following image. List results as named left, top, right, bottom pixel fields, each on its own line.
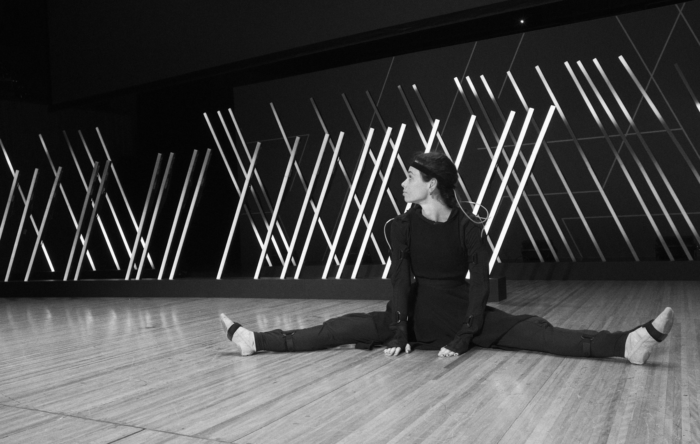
left=402, top=167, right=431, bottom=204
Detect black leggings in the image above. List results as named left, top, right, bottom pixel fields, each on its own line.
left=254, top=312, right=629, bottom=358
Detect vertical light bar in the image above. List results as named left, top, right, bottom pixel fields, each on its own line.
left=63, top=132, right=119, bottom=269
left=295, top=132, right=344, bottom=279
left=39, top=135, right=98, bottom=270
left=465, top=77, right=548, bottom=262
left=216, top=111, right=292, bottom=265
left=594, top=59, right=693, bottom=260
left=455, top=115, right=477, bottom=169
left=484, top=109, right=534, bottom=235
left=95, top=127, right=155, bottom=269
left=556, top=64, right=640, bottom=260
left=270, top=104, right=338, bottom=264
left=0, top=170, right=19, bottom=243
left=620, top=56, right=700, bottom=247
left=254, top=139, right=299, bottom=279
left=490, top=106, right=556, bottom=271
left=25, top=168, right=62, bottom=281
left=480, top=76, right=565, bottom=261
left=281, top=134, right=329, bottom=279
left=136, top=153, right=175, bottom=280
left=204, top=114, right=274, bottom=266
left=217, top=144, right=261, bottom=279
left=337, top=128, right=392, bottom=279
left=352, top=124, right=405, bottom=279
left=453, top=78, right=538, bottom=262
left=5, top=169, right=39, bottom=282
left=77, top=131, right=131, bottom=263
left=64, top=164, right=100, bottom=281
left=159, top=150, right=198, bottom=280
left=323, top=129, right=374, bottom=279
left=170, top=149, right=212, bottom=280
left=310, top=98, right=385, bottom=263
left=475, top=111, right=514, bottom=209
left=1, top=139, right=54, bottom=272
left=573, top=62, right=673, bottom=260
left=126, top=155, right=162, bottom=280
left=75, top=161, right=111, bottom=280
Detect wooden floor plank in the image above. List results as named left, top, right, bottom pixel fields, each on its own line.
left=0, top=280, right=697, bottom=443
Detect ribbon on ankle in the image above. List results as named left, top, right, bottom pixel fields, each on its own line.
left=227, top=323, right=241, bottom=341
left=643, top=320, right=667, bottom=342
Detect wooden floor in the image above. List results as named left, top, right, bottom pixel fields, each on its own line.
left=0, top=280, right=698, bottom=444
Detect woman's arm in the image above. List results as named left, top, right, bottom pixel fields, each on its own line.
left=444, top=223, right=490, bottom=355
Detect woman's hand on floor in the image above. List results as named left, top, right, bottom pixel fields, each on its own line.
left=438, top=347, right=459, bottom=358
left=384, top=343, right=412, bottom=356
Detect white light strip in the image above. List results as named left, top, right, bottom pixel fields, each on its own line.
left=337, top=128, right=392, bottom=279
left=295, top=132, right=344, bottom=279
left=170, top=149, right=212, bottom=279
left=126, top=155, right=162, bottom=280
left=255, top=139, right=299, bottom=279
left=352, top=124, right=405, bottom=279
left=490, top=106, right=555, bottom=272
left=64, top=164, right=100, bottom=281
left=322, top=129, right=374, bottom=279
left=25, top=168, right=63, bottom=281
left=218, top=144, right=261, bottom=279
left=5, top=169, right=39, bottom=282
left=281, top=134, right=329, bottom=279
left=75, top=161, right=112, bottom=280
left=475, top=111, right=514, bottom=210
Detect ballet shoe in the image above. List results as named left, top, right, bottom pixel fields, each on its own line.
left=220, top=313, right=257, bottom=356
left=624, top=307, right=674, bottom=365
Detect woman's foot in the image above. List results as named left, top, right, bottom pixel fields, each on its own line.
left=624, top=307, right=674, bottom=365
left=220, top=313, right=257, bottom=356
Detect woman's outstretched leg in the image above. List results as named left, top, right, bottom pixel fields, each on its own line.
left=220, top=312, right=389, bottom=355
left=495, top=307, right=674, bottom=365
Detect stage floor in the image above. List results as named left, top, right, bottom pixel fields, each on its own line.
left=1, top=280, right=698, bottom=443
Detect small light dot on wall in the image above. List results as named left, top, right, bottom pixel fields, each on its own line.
left=520, top=19, right=525, bottom=24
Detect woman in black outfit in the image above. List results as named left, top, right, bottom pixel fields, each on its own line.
left=220, top=152, right=673, bottom=365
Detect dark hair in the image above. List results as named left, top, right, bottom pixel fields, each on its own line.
left=410, top=152, right=458, bottom=208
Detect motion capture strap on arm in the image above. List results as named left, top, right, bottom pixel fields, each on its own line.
left=284, top=332, right=296, bottom=352
left=581, top=334, right=593, bottom=357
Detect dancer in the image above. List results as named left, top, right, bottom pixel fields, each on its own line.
left=220, top=152, right=673, bottom=365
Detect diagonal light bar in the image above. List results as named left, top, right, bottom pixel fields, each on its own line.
left=558, top=64, right=641, bottom=260
left=137, top=153, right=175, bottom=280
left=216, top=111, right=294, bottom=266
left=62, top=132, right=119, bottom=269
left=594, top=59, right=694, bottom=260
left=621, top=56, right=700, bottom=247
left=255, top=139, right=299, bottom=279
left=323, top=129, right=375, bottom=279
left=342, top=91, right=403, bottom=217
left=95, top=127, right=155, bottom=269
left=310, top=98, right=385, bottom=263
left=75, top=161, right=111, bottom=280
left=25, top=168, right=62, bottom=281
left=270, top=103, right=339, bottom=264
left=64, top=164, right=100, bottom=281
left=295, top=132, right=344, bottom=279
left=490, top=106, right=556, bottom=272
left=337, top=128, right=393, bottom=279
left=159, top=150, right=198, bottom=280
left=453, top=78, right=540, bottom=262
left=573, top=62, right=674, bottom=260
left=352, top=124, right=405, bottom=279
left=364, top=92, right=410, bottom=177
left=0, top=139, right=54, bottom=272
left=0, top=170, right=19, bottom=244
left=465, top=77, right=550, bottom=262
left=475, top=111, right=514, bottom=210
left=675, top=64, right=700, bottom=121
left=77, top=131, right=131, bottom=264
left=480, top=76, right=568, bottom=261
left=5, top=169, right=39, bottom=282
left=217, top=144, right=261, bottom=279
left=126, top=155, right=162, bottom=280
left=203, top=114, right=274, bottom=266
left=170, top=149, right=212, bottom=280
left=281, top=134, right=330, bottom=279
